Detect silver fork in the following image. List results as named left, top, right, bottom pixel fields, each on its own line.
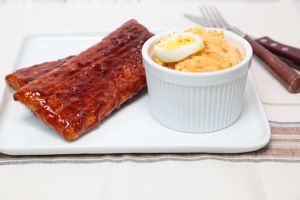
left=199, top=5, right=244, bottom=36
left=198, top=5, right=300, bottom=93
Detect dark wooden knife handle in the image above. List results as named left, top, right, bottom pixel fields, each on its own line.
left=244, top=35, right=300, bottom=93
left=256, top=36, right=300, bottom=64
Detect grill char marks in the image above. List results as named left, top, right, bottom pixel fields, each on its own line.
left=13, top=19, right=153, bottom=140
left=5, top=56, right=74, bottom=90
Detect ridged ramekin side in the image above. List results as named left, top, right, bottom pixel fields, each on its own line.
left=146, top=72, right=248, bottom=133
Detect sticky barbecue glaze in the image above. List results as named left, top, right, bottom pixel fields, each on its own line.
left=13, top=19, right=153, bottom=140
left=6, top=56, right=74, bottom=90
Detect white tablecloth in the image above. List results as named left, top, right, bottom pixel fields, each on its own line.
left=0, top=1, right=300, bottom=199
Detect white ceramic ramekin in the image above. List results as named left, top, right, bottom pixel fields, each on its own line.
left=142, top=29, right=253, bottom=133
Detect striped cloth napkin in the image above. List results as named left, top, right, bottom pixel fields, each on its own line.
left=0, top=2, right=299, bottom=200
left=1, top=57, right=300, bottom=163
left=2, top=60, right=299, bottom=199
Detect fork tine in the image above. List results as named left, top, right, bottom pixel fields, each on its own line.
left=203, top=5, right=222, bottom=28
left=210, top=5, right=231, bottom=29
left=206, top=5, right=223, bottom=28
left=199, top=5, right=217, bottom=27
left=199, top=6, right=214, bottom=27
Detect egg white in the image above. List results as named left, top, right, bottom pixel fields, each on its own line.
left=152, top=32, right=204, bottom=63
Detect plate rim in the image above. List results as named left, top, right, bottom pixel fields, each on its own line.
left=0, top=32, right=271, bottom=155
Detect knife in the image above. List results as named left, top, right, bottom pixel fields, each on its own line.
left=255, top=36, right=300, bottom=66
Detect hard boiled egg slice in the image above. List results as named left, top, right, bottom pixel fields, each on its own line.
left=152, top=31, right=204, bottom=63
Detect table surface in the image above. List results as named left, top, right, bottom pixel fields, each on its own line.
left=0, top=0, right=300, bottom=199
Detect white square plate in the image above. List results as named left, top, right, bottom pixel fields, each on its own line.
left=0, top=32, right=270, bottom=155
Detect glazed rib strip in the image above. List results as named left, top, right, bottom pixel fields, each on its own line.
left=13, top=19, right=153, bottom=140
left=6, top=56, right=74, bottom=90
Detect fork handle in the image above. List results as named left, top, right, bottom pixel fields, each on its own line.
left=244, top=35, right=300, bottom=93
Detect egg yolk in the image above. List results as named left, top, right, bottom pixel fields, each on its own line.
left=159, top=36, right=196, bottom=50
left=153, top=27, right=244, bottom=72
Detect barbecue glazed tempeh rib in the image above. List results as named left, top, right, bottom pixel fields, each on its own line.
left=13, top=19, right=153, bottom=140
left=6, top=56, right=74, bottom=90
